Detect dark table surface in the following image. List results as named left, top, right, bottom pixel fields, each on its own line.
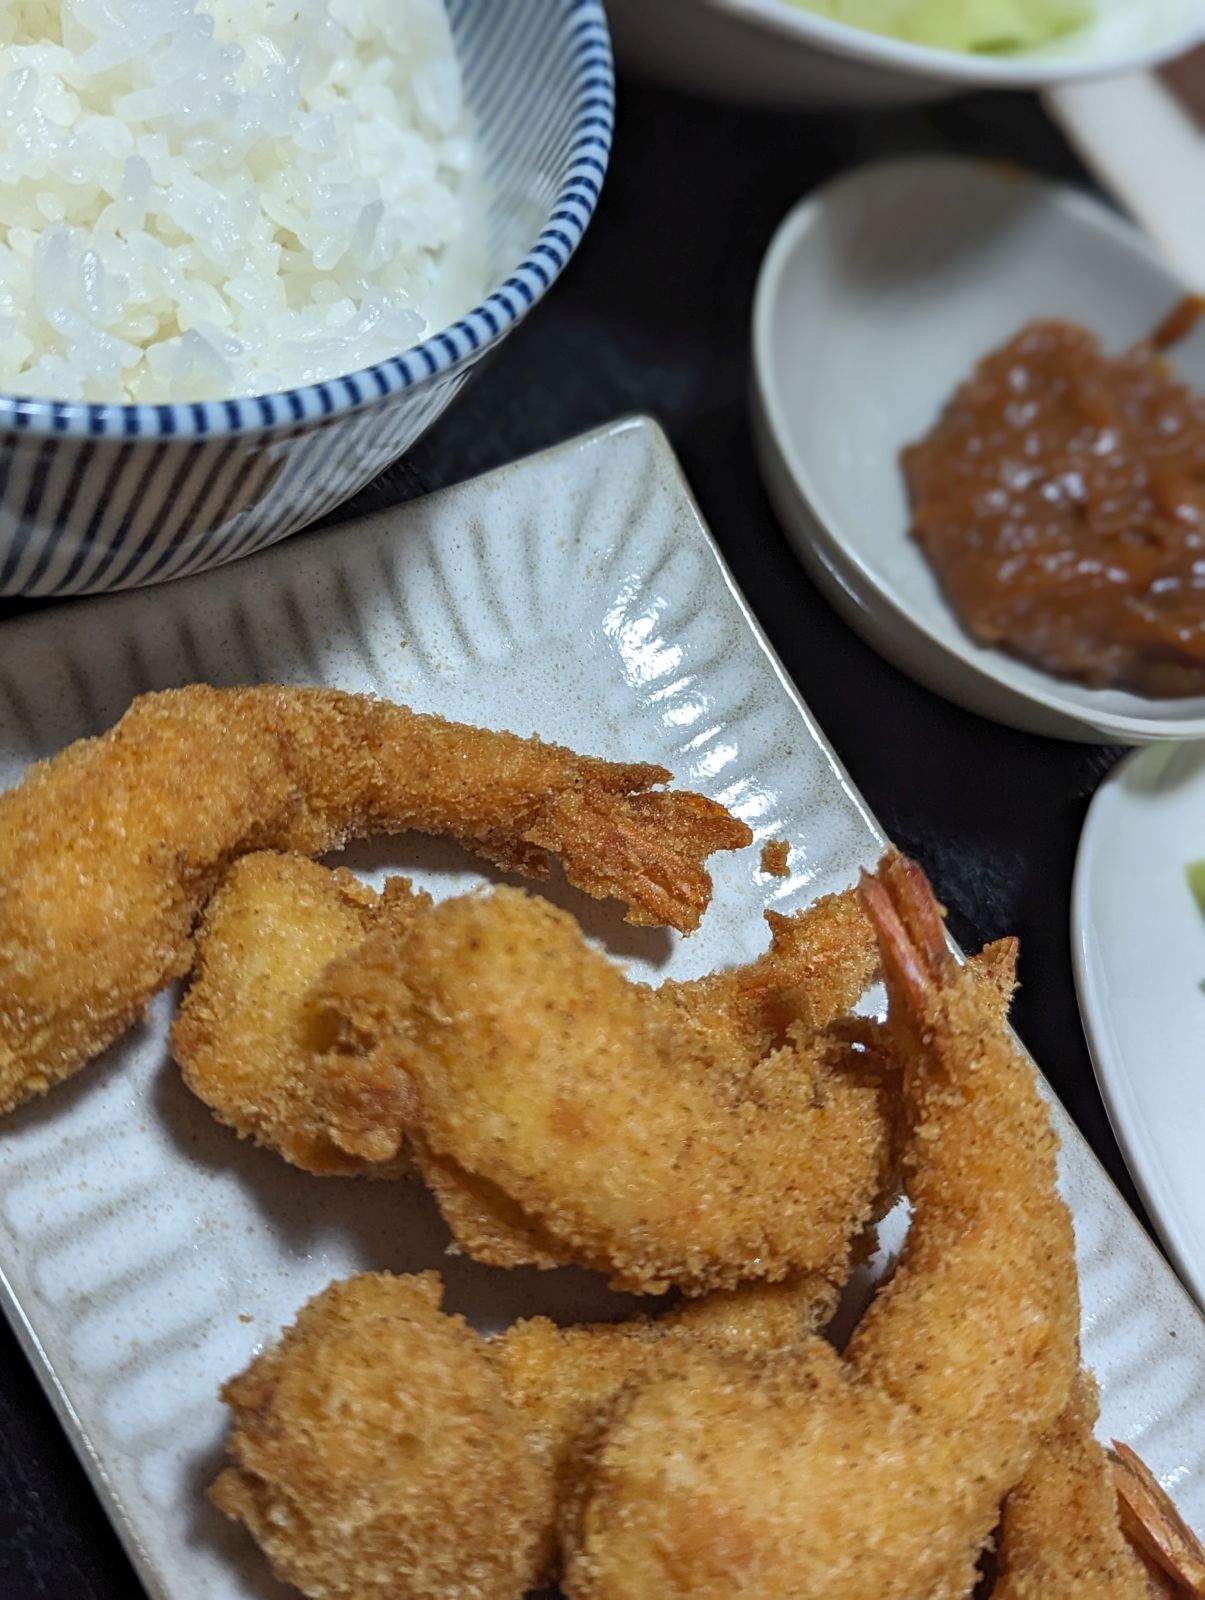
left=0, top=69, right=1155, bottom=1600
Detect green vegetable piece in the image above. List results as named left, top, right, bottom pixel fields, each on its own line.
left=780, top=0, right=1092, bottom=54
left=1188, top=860, right=1205, bottom=916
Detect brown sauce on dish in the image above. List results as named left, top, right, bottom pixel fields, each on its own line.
left=902, top=301, right=1205, bottom=698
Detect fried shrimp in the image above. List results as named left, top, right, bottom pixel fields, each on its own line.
left=559, top=854, right=1080, bottom=1600
left=992, top=1371, right=1151, bottom=1599
left=317, top=884, right=889, bottom=1294
left=494, top=1273, right=842, bottom=1525
left=211, top=1272, right=548, bottom=1600
left=214, top=1271, right=838, bottom=1597
left=172, top=855, right=427, bottom=1176
left=175, top=853, right=880, bottom=1210
left=0, top=684, right=750, bottom=1115
left=491, top=1273, right=842, bottom=1580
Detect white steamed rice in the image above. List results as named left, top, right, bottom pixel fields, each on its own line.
left=0, top=0, right=479, bottom=403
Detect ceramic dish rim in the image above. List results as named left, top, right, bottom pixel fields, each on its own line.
left=752, top=154, right=1205, bottom=745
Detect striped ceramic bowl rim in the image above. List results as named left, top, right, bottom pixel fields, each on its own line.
left=0, top=0, right=613, bottom=443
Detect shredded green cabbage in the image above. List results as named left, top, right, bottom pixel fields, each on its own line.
left=781, top=0, right=1092, bottom=53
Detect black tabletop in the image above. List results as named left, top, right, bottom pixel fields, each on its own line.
left=0, top=71, right=1151, bottom=1600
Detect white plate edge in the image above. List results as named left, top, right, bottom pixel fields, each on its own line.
left=1072, top=747, right=1205, bottom=1310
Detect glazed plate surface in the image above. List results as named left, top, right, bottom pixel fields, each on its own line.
left=1075, top=744, right=1205, bottom=1310
left=0, top=416, right=1202, bottom=1598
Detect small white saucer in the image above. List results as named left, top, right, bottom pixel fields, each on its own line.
left=752, top=155, right=1205, bottom=743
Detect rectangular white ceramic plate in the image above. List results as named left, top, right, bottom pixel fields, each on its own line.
left=0, top=416, right=1203, bottom=1600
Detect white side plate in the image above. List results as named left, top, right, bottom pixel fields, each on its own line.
left=752, top=156, right=1205, bottom=743
left=0, top=416, right=1203, bottom=1600
left=1074, top=744, right=1205, bottom=1308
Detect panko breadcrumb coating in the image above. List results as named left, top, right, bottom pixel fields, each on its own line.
left=208, top=858, right=1193, bottom=1598
left=319, top=885, right=889, bottom=1294
left=215, top=1270, right=840, bottom=1596
left=211, top=1273, right=546, bottom=1600
left=559, top=857, right=1081, bottom=1599
left=759, top=838, right=790, bottom=877
left=0, top=684, right=749, bottom=1115
left=173, top=855, right=428, bottom=1176
left=175, top=856, right=881, bottom=1226
left=994, top=1371, right=1150, bottom=1598
left=493, top=1273, right=842, bottom=1554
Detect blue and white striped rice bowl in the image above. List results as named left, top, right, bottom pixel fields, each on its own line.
left=0, top=0, right=613, bottom=599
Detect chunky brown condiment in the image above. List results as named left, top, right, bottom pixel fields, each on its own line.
left=902, top=307, right=1205, bottom=697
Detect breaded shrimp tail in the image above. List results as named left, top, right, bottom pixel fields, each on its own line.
left=849, top=856, right=1079, bottom=1459
left=0, top=684, right=750, bottom=1115
left=993, top=1370, right=1151, bottom=1599
left=1111, top=1439, right=1205, bottom=1596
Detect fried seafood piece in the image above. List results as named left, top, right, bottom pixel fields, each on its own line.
left=320, top=884, right=889, bottom=1294
left=215, top=1270, right=838, bottom=1597
left=494, top=1274, right=842, bottom=1530
left=0, top=684, right=749, bottom=1115
left=172, top=855, right=426, bottom=1176
left=992, top=1371, right=1151, bottom=1599
left=654, top=880, right=880, bottom=1051
left=211, top=1272, right=548, bottom=1600
left=1110, top=1440, right=1205, bottom=1597
left=559, top=854, right=1081, bottom=1600
left=493, top=1273, right=841, bottom=1580
left=176, top=853, right=879, bottom=1201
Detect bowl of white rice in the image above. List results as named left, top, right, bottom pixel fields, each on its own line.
left=0, top=0, right=613, bottom=596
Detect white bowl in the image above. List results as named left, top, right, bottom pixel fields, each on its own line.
left=607, top=0, right=1204, bottom=108
left=752, top=156, right=1205, bottom=744
left=0, top=0, right=614, bottom=599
